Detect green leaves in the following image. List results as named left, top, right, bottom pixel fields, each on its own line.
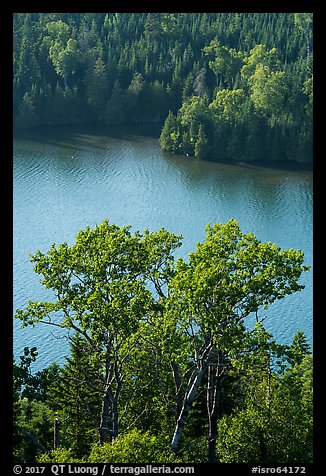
left=16, top=217, right=309, bottom=371
left=15, top=219, right=310, bottom=460
left=13, top=13, right=313, bottom=162
left=167, top=218, right=309, bottom=353
left=16, top=220, right=185, bottom=348
left=204, top=39, right=244, bottom=88
left=248, top=65, right=289, bottom=122
left=216, top=337, right=313, bottom=463
left=209, top=88, right=246, bottom=124
left=16, top=301, right=60, bottom=328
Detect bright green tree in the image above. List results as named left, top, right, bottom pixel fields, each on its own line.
left=159, top=111, right=180, bottom=152
left=240, top=44, right=281, bottom=82
left=204, top=39, right=244, bottom=87
left=209, top=88, right=246, bottom=124
left=49, top=38, right=81, bottom=88
left=166, top=219, right=309, bottom=461
left=16, top=221, right=181, bottom=446
left=178, top=95, right=209, bottom=128
left=217, top=333, right=312, bottom=463
left=88, top=429, right=172, bottom=463
left=248, top=65, right=289, bottom=122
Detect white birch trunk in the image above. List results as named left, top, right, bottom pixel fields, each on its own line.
left=170, top=342, right=215, bottom=455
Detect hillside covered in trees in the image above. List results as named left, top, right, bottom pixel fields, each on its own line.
left=14, top=13, right=313, bottom=163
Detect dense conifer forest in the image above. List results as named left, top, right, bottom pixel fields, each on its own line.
left=14, top=13, right=313, bottom=163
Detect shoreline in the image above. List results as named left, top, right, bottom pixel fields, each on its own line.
left=14, top=121, right=312, bottom=172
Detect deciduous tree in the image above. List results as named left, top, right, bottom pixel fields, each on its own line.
left=167, top=219, right=309, bottom=461
left=16, top=221, right=181, bottom=446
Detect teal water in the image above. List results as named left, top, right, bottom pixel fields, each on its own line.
left=13, top=124, right=313, bottom=370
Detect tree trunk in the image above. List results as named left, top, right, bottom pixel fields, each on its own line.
left=206, top=364, right=223, bottom=463
left=170, top=341, right=215, bottom=455
left=98, top=389, right=112, bottom=445
left=53, top=418, right=61, bottom=450
left=111, top=393, right=120, bottom=441
left=170, top=366, right=206, bottom=455
left=170, top=360, right=184, bottom=422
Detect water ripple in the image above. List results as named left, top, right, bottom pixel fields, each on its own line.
left=13, top=129, right=313, bottom=370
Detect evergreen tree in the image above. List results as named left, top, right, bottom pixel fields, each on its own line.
left=194, top=124, right=210, bottom=159
left=217, top=339, right=313, bottom=463
left=13, top=13, right=313, bottom=164
left=288, top=330, right=311, bottom=365
left=48, top=335, right=100, bottom=457
left=104, top=80, right=125, bottom=125
left=84, top=57, right=110, bottom=121
left=15, top=92, right=41, bottom=129
left=159, top=111, right=179, bottom=152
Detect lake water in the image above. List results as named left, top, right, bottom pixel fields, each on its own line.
left=13, top=124, right=313, bottom=370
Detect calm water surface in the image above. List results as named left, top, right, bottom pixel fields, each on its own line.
left=13, top=124, right=313, bottom=370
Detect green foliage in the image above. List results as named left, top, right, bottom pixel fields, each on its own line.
left=87, top=429, right=206, bottom=464
left=240, top=44, right=281, bottom=82
left=104, top=80, right=125, bottom=125
left=217, top=351, right=313, bottom=463
left=159, top=111, right=179, bottom=152
left=15, top=219, right=311, bottom=463
left=288, top=330, right=311, bottom=365
left=47, top=335, right=100, bottom=458
left=37, top=448, right=82, bottom=463
left=209, top=88, right=246, bottom=123
left=168, top=220, right=308, bottom=342
left=204, top=39, right=244, bottom=87
left=248, top=66, right=289, bottom=121
left=171, top=40, right=312, bottom=162
left=16, top=220, right=182, bottom=450
left=178, top=95, right=209, bottom=127
left=85, top=58, right=110, bottom=120
left=88, top=430, right=172, bottom=463
left=13, top=347, right=61, bottom=463
left=14, top=398, right=55, bottom=463
left=13, top=13, right=312, bottom=163
left=194, top=124, right=210, bottom=159
left=15, top=93, right=41, bottom=129
left=215, top=324, right=312, bottom=464
left=49, top=38, right=81, bottom=82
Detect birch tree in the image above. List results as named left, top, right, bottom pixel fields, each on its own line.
left=15, top=220, right=181, bottom=446
left=167, top=219, right=309, bottom=461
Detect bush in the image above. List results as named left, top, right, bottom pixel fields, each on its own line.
left=37, top=448, right=83, bottom=463
left=88, top=429, right=174, bottom=463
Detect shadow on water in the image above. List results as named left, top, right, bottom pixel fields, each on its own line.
left=14, top=122, right=312, bottom=172
left=13, top=122, right=163, bottom=152
left=196, top=154, right=312, bottom=172
left=13, top=124, right=313, bottom=369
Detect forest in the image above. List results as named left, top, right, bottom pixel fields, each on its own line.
left=13, top=13, right=313, bottom=163
left=14, top=219, right=312, bottom=464
left=13, top=12, right=313, bottom=465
